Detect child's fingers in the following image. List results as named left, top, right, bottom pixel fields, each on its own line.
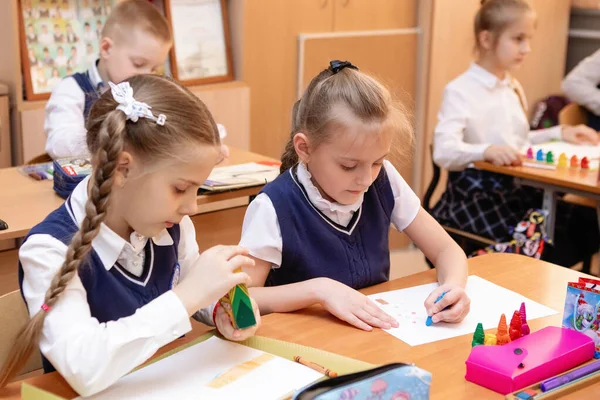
left=432, top=302, right=465, bottom=323
left=430, top=288, right=460, bottom=314
left=339, top=312, right=373, bottom=332
left=576, top=128, right=599, bottom=145
left=424, top=286, right=448, bottom=312
left=228, top=271, right=252, bottom=288
left=354, top=308, right=391, bottom=330
left=365, top=301, right=398, bottom=327
left=215, top=245, right=251, bottom=261
left=227, top=255, right=256, bottom=272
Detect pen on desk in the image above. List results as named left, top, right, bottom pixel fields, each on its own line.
left=294, top=356, right=338, bottom=378
left=426, top=291, right=447, bottom=326
left=540, top=359, right=600, bottom=392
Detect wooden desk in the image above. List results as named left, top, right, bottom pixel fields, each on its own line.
left=0, top=147, right=278, bottom=241
left=4, top=254, right=597, bottom=399
left=474, top=161, right=600, bottom=243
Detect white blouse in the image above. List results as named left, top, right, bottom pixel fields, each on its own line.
left=433, top=62, right=562, bottom=171
left=19, top=177, right=213, bottom=396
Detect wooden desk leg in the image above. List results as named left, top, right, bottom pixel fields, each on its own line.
left=543, top=188, right=557, bottom=243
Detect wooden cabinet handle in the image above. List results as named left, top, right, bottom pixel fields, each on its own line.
left=320, top=0, right=328, bottom=8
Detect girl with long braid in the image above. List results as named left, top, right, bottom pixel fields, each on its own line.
left=0, top=75, right=259, bottom=396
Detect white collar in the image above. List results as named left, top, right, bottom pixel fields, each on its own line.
left=67, top=176, right=174, bottom=271
left=296, top=162, right=363, bottom=214
left=88, top=59, right=104, bottom=88
left=468, top=62, right=512, bottom=89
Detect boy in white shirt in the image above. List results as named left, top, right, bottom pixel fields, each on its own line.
left=44, top=0, right=172, bottom=159
left=54, top=46, right=68, bottom=68
left=562, top=49, right=600, bottom=131
left=82, top=23, right=97, bottom=43
left=38, top=25, right=54, bottom=45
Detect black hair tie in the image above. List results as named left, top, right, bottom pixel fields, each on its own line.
left=329, top=60, right=358, bottom=74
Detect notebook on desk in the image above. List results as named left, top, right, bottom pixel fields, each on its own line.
left=200, top=161, right=281, bottom=192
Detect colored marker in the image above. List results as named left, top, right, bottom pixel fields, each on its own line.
left=426, top=291, right=447, bottom=326
left=540, top=359, right=600, bottom=392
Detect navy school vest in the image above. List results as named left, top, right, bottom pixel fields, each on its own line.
left=72, top=71, right=100, bottom=119
left=260, top=166, right=395, bottom=290
left=18, top=198, right=181, bottom=373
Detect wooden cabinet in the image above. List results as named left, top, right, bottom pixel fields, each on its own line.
left=333, top=0, right=417, bottom=31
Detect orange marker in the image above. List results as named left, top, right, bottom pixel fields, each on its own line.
left=294, top=356, right=338, bottom=378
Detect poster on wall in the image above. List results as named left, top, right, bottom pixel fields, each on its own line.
left=164, top=0, right=233, bottom=86
left=18, top=0, right=117, bottom=100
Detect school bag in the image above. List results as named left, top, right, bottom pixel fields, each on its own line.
left=52, top=158, right=92, bottom=199
left=470, top=209, right=552, bottom=260
left=529, top=95, right=570, bottom=130
left=293, top=363, right=431, bottom=400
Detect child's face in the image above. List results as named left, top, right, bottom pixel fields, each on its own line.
left=42, top=25, right=48, bottom=33
left=489, top=12, right=535, bottom=72
left=44, top=50, right=49, bottom=56
left=101, top=29, right=171, bottom=84
left=112, top=145, right=221, bottom=238
left=58, top=48, right=64, bottom=55
left=67, top=25, right=73, bottom=33
left=28, top=26, right=34, bottom=34
left=298, top=108, right=393, bottom=205
left=54, top=26, right=61, bottom=33
left=87, top=45, right=93, bottom=54
left=85, top=25, right=91, bottom=31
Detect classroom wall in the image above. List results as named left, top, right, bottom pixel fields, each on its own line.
left=420, top=0, right=571, bottom=202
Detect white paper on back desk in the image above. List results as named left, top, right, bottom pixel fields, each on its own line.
left=78, top=336, right=322, bottom=400
left=368, top=275, right=558, bottom=346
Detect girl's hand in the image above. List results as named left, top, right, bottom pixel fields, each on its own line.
left=483, top=145, right=522, bottom=166
left=173, top=246, right=254, bottom=315
left=561, top=124, right=599, bottom=145
left=215, top=298, right=261, bottom=341
left=424, top=284, right=471, bottom=324
left=318, top=278, right=399, bottom=331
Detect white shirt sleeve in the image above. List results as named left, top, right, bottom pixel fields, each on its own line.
left=562, top=50, right=600, bottom=116
left=44, top=77, right=91, bottom=159
left=19, top=234, right=192, bottom=397
left=383, top=160, right=421, bottom=232
left=529, top=126, right=562, bottom=144
left=239, top=193, right=283, bottom=268
left=433, top=87, right=490, bottom=171
left=176, top=216, right=217, bottom=326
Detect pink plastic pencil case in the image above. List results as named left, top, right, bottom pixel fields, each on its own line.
left=465, top=326, right=595, bottom=394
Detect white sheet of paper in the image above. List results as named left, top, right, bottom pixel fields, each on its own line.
left=368, top=275, right=558, bottom=346
left=79, top=337, right=322, bottom=399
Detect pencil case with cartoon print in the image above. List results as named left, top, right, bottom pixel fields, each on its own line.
left=293, top=363, right=431, bottom=400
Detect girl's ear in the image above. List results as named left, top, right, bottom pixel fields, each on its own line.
left=478, top=30, right=494, bottom=52
left=113, top=151, right=133, bottom=188
left=293, top=132, right=311, bottom=164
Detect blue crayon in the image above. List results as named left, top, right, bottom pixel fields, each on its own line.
left=426, top=291, right=448, bottom=326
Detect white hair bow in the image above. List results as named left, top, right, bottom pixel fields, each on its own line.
left=108, top=81, right=167, bottom=126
